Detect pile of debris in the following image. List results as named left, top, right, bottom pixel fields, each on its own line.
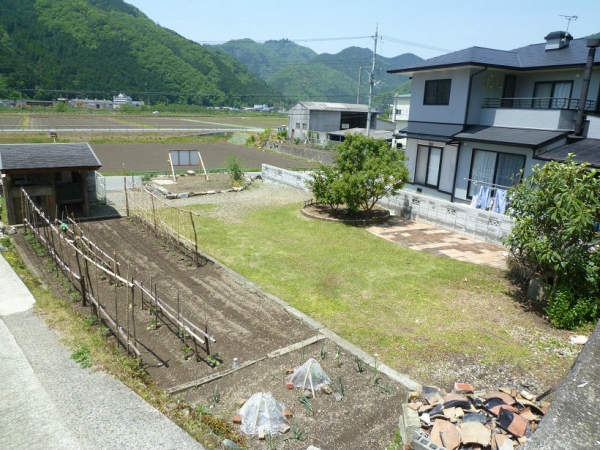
left=400, top=383, right=551, bottom=450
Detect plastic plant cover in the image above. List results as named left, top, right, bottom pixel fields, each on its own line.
left=287, top=358, right=332, bottom=392
left=238, top=392, right=288, bottom=436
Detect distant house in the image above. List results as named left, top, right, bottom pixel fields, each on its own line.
left=388, top=32, right=600, bottom=207
left=68, top=98, right=114, bottom=109
left=0, top=143, right=102, bottom=224
left=287, top=101, right=377, bottom=143
left=113, top=93, right=133, bottom=109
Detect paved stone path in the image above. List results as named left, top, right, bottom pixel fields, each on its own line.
left=366, top=217, right=508, bottom=270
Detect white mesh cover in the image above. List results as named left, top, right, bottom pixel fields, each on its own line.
left=238, top=392, right=288, bottom=436
left=287, top=358, right=332, bottom=391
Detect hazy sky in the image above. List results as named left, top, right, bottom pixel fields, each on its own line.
left=124, top=0, right=599, bottom=59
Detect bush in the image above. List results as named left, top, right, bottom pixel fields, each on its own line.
left=546, top=288, right=600, bottom=330
left=225, top=154, right=244, bottom=184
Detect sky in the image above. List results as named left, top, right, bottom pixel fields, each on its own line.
left=124, top=0, right=600, bottom=60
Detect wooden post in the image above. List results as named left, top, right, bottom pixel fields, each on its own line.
left=126, top=263, right=130, bottom=357
left=131, top=277, right=137, bottom=346
left=73, top=240, right=87, bottom=307
left=124, top=177, right=130, bottom=217
left=190, top=211, right=198, bottom=264
left=151, top=195, right=157, bottom=231
left=177, top=291, right=181, bottom=340
left=205, top=321, right=211, bottom=357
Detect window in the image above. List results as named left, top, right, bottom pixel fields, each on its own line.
left=302, top=123, right=307, bottom=130
left=532, top=81, right=573, bottom=109
left=423, top=79, right=451, bottom=105
left=468, top=149, right=525, bottom=196
left=415, top=145, right=443, bottom=187
left=295, top=122, right=300, bottom=129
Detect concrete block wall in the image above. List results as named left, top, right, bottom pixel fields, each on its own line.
left=379, top=191, right=513, bottom=245
left=261, top=164, right=312, bottom=192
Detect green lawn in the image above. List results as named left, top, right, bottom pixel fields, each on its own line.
left=184, top=202, right=575, bottom=388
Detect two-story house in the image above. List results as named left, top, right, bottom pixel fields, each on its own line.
left=388, top=32, right=600, bottom=212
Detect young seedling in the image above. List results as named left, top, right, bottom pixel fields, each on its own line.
left=297, top=395, right=313, bottom=415
left=300, top=343, right=306, bottom=362
left=206, top=353, right=221, bottom=367
left=335, top=346, right=342, bottom=367
left=372, top=358, right=380, bottom=386
left=333, top=377, right=345, bottom=397
left=279, top=423, right=308, bottom=443
left=210, top=385, right=220, bottom=406
left=355, top=355, right=365, bottom=373
left=320, top=344, right=327, bottom=360
left=146, top=315, right=161, bottom=331
left=181, top=345, right=193, bottom=360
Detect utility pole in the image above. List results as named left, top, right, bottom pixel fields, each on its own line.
left=366, top=25, right=378, bottom=137
left=357, top=66, right=362, bottom=104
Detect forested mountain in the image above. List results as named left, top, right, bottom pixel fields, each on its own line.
left=0, top=0, right=280, bottom=106
left=210, top=40, right=422, bottom=104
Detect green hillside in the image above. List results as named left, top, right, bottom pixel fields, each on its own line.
left=0, top=0, right=280, bottom=106
left=211, top=40, right=422, bottom=105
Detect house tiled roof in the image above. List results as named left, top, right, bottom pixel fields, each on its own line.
left=454, top=126, right=567, bottom=149
left=0, top=143, right=102, bottom=171
left=404, top=122, right=465, bottom=142
left=296, top=101, right=370, bottom=113
left=535, top=138, right=600, bottom=168
left=388, top=37, right=598, bottom=74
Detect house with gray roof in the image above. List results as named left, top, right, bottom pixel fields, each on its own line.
left=388, top=31, right=600, bottom=208
left=287, top=101, right=378, bottom=144
left=0, top=143, right=102, bottom=224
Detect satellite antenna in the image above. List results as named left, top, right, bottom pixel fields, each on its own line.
left=559, top=15, right=578, bottom=32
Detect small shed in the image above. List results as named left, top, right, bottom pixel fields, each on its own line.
left=288, top=101, right=377, bottom=143
left=0, top=142, right=102, bottom=225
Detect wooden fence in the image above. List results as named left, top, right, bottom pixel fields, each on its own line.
left=20, top=188, right=215, bottom=365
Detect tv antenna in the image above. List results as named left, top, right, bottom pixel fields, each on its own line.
left=559, top=15, right=578, bottom=32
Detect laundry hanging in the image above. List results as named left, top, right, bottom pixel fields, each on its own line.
left=475, top=185, right=491, bottom=210
left=492, top=189, right=507, bottom=214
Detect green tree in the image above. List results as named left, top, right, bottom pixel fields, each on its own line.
left=308, top=134, right=409, bottom=214
left=506, top=156, right=600, bottom=328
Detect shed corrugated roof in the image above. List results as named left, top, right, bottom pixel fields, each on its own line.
left=535, top=138, right=600, bottom=168
left=0, top=143, right=102, bottom=171
left=297, top=101, right=370, bottom=113
left=388, top=37, right=598, bottom=74
left=327, top=128, right=394, bottom=140
left=454, top=126, right=567, bottom=149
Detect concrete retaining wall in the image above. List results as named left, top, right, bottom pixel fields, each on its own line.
left=261, top=164, right=312, bottom=192
left=263, top=142, right=334, bottom=164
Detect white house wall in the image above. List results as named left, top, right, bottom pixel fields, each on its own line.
left=453, top=142, right=539, bottom=201
left=409, top=69, right=471, bottom=124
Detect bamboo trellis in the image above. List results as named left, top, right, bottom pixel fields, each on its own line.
left=20, top=188, right=216, bottom=365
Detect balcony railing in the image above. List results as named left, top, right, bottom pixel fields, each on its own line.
left=483, top=97, right=596, bottom=110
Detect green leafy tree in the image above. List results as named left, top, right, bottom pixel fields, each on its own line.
left=308, top=134, right=409, bottom=214
left=506, top=156, right=600, bottom=328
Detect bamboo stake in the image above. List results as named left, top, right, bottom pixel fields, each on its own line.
left=126, top=262, right=130, bottom=357
left=308, top=362, right=316, bottom=399
left=131, top=276, right=137, bottom=345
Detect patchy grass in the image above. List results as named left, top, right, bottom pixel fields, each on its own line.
left=182, top=202, right=575, bottom=388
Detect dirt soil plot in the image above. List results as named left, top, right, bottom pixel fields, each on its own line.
left=28, top=114, right=140, bottom=130
left=13, top=216, right=406, bottom=449
left=92, top=142, right=317, bottom=173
